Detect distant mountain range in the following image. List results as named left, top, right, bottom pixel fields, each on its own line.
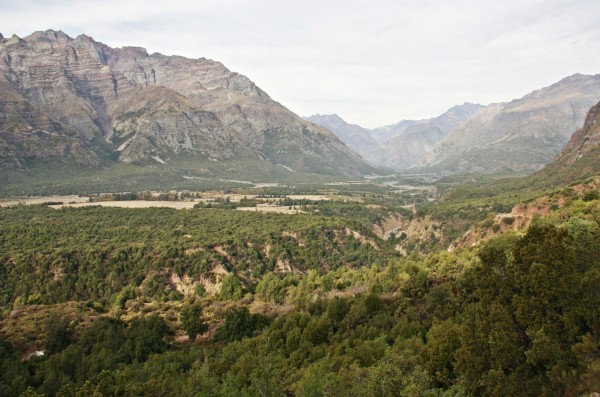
left=427, top=74, right=600, bottom=175
left=304, top=114, right=379, bottom=156
left=305, top=103, right=482, bottom=169
left=365, top=103, right=483, bottom=169
left=0, top=30, right=370, bottom=182
left=308, top=74, right=600, bottom=175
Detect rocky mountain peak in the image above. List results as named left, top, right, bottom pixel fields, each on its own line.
left=308, top=114, right=347, bottom=128
left=29, top=29, right=72, bottom=43
left=446, top=102, right=483, bottom=116
left=5, top=34, right=26, bottom=48
left=0, top=30, right=369, bottom=178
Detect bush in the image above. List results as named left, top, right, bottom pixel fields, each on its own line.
left=582, top=190, right=600, bottom=202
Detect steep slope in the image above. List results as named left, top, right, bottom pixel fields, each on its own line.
left=427, top=74, right=600, bottom=175
left=366, top=103, right=483, bottom=169
left=0, top=30, right=369, bottom=178
left=0, top=76, right=99, bottom=168
left=304, top=114, right=380, bottom=156
left=531, top=100, right=600, bottom=184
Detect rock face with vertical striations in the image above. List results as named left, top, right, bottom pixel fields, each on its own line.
left=0, top=30, right=369, bottom=177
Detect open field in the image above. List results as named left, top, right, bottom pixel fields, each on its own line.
left=286, top=195, right=331, bottom=201
left=236, top=204, right=305, bottom=214
left=48, top=201, right=197, bottom=210
left=0, top=195, right=90, bottom=207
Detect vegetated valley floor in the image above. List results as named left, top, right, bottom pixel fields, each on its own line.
left=0, top=175, right=599, bottom=396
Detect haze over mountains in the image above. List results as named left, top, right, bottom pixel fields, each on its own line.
left=366, top=103, right=484, bottom=169
left=309, top=74, right=600, bottom=175
left=429, top=73, right=600, bottom=174
left=304, top=114, right=380, bottom=156
left=532, top=99, right=600, bottom=184
left=0, top=30, right=369, bottom=180
left=306, top=103, right=483, bottom=168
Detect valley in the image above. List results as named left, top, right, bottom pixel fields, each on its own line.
left=1, top=170, right=598, bottom=396
left=2, top=86, right=600, bottom=396
left=1, top=23, right=600, bottom=397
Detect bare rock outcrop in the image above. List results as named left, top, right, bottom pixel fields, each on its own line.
left=0, top=30, right=368, bottom=177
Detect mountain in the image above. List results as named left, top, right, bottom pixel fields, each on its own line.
left=304, top=114, right=380, bottom=156
left=531, top=100, right=600, bottom=184
left=367, top=119, right=423, bottom=144
left=426, top=74, right=600, bottom=175
left=306, top=103, right=482, bottom=169
left=0, top=30, right=369, bottom=181
left=365, top=103, right=483, bottom=169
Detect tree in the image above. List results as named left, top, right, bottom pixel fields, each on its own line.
left=220, top=274, right=243, bottom=300
left=45, top=312, right=73, bottom=355
left=181, top=302, right=208, bottom=340
left=216, top=307, right=267, bottom=343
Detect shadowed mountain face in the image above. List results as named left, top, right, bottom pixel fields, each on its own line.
left=426, top=74, right=600, bottom=175
left=0, top=30, right=369, bottom=177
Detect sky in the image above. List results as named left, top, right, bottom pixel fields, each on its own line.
left=1, top=0, right=600, bottom=128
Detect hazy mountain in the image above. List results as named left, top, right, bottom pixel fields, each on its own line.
left=306, top=103, right=482, bottom=169
left=365, top=103, right=483, bottom=169
left=304, top=114, right=380, bottom=156
left=0, top=30, right=369, bottom=178
left=531, top=100, right=600, bottom=184
left=367, top=120, right=423, bottom=144
left=426, top=74, right=600, bottom=175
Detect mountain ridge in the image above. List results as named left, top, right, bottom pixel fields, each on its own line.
left=303, top=114, right=380, bottom=156
left=0, top=29, right=370, bottom=179
left=426, top=73, right=600, bottom=175
left=307, top=103, right=483, bottom=169
left=365, top=102, right=483, bottom=169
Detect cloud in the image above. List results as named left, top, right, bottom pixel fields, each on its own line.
left=1, top=0, right=600, bottom=127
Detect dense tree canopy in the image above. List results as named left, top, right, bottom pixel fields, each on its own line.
left=0, top=188, right=598, bottom=396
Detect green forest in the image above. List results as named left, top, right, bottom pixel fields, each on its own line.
left=0, top=183, right=599, bottom=396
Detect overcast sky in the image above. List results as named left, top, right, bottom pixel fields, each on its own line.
left=1, top=0, right=599, bottom=128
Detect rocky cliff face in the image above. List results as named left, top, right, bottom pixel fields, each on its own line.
left=426, top=74, right=600, bottom=175
left=556, top=101, right=600, bottom=165
left=365, top=103, right=483, bottom=169
left=0, top=30, right=368, bottom=177
left=532, top=100, right=600, bottom=183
